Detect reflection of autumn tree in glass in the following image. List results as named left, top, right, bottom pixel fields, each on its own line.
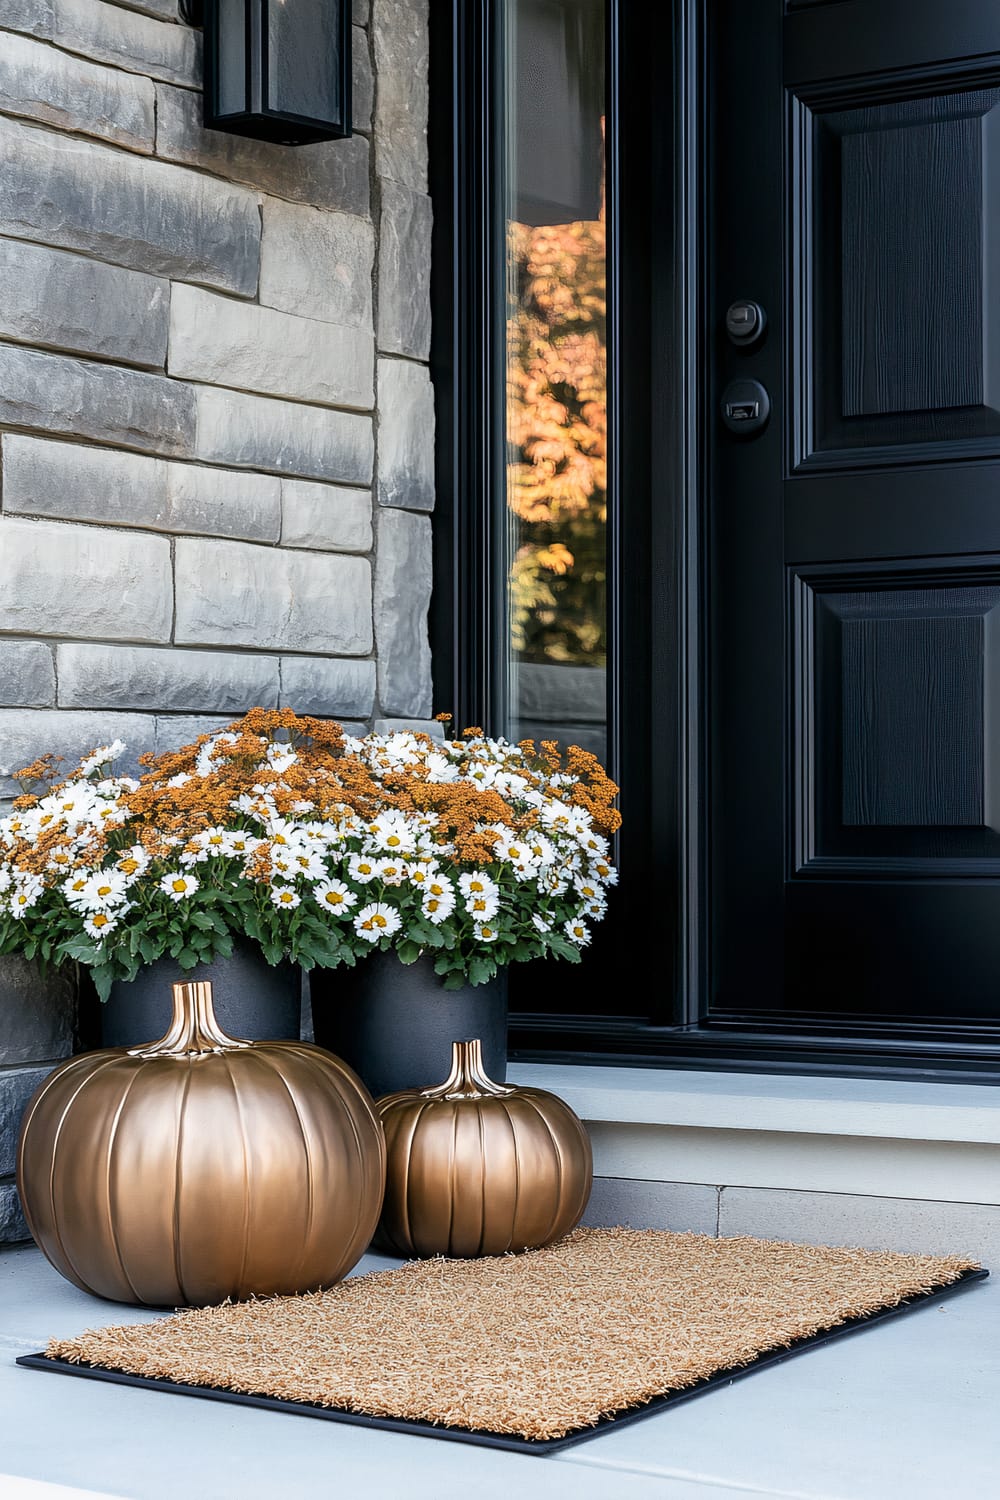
left=507, top=214, right=606, bottom=665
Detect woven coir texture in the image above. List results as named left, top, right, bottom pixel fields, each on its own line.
left=46, top=1227, right=979, bottom=1440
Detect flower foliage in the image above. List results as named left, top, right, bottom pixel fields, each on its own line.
left=0, top=710, right=620, bottom=998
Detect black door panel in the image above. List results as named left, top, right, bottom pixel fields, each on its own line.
left=711, top=1, right=1000, bottom=1032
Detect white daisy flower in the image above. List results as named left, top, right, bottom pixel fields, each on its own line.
left=313, top=880, right=358, bottom=915
left=269, top=887, right=300, bottom=910
left=84, top=910, right=119, bottom=941
left=115, top=845, right=151, bottom=878
left=473, top=921, right=499, bottom=943
left=458, top=870, right=499, bottom=901
left=375, top=857, right=408, bottom=886
left=347, top=853, right=380, bottom=884
left=465, top=891, right=499, bottom=921
left=421, top=891, right=455, bottom=925
left=353, top=902, right=402, bottom=941
left=406, top=861, right=439, bottom=888
left=10, top=875, right=44, bottom=918
left=62, top=873, right=91, bottom=909
left=265, top=742, right=297, bottom=775
left=223, top=831, right=260, bottom=856
left=78, top=870, right=131, bottom=911
left=464, top=761, right=499, bottom=788
left=564, top=917, right=591, bottom=947
left=79, top=740, right=126, bottom=777
left=288, top=852, right=328, bottom=882
left=526, top=833, right=556, bottom=867
left=591, top=857, right=618, bottom=885
left=531, top=913, right=552, bottom=934
left=425, top=874, right=455, bottom=901
left=159, top=872, right=200, bottom=902
left=0, top=869, right=12, bottom=893
left=167, top=772, right=193, bottom=788
left=367, top=812, right=417, bottom=854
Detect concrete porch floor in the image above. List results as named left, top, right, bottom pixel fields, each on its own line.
left=1, top=1239, right=997, bottom=1500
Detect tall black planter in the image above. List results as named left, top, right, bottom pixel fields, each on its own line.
left=310, top=950, right=508, bottom=1099
left=101, top=939, right=301, bottom=1049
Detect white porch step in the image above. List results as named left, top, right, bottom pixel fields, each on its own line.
left=509, top=1064, right=1000, bottom=1263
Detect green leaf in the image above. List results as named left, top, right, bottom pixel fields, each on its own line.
left=396, top=939, right=421, bottom=965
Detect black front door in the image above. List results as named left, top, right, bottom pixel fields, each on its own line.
left=711, top=1, right=1000, bottom=1045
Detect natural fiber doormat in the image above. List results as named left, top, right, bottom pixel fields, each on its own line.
left=18, top=1228, right=987, bottom=1453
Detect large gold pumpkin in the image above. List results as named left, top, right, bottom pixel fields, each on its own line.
left=17, top=981, right=386, bottom=1307
left=376, top=1038, right=592, bottom=1257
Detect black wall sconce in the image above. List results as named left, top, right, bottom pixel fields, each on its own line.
left=179, top=0, right=351, bottom=146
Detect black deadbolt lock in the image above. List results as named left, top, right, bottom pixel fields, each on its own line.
left=721, top=378, right=770, bottom=436
left=725, top=299, right=766, bottom=347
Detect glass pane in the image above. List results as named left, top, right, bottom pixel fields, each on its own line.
left=504, top=0, right=608, bottom=763
left=267, top=0, right=342, bottom=121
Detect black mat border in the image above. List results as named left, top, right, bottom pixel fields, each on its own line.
left=16, top=1266, right=989, bottom=1454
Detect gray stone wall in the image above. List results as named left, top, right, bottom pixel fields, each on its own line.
left=0, top=0, right=435, bottom=1239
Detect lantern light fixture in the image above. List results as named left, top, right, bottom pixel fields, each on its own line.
left=180, top=0, right=352, bottom=147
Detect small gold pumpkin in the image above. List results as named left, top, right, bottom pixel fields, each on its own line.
left=376, top=1038, right=593, bottom=1257
left=17, top=981, right=386, bottom=1307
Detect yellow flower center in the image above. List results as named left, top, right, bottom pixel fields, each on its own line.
left=119, top=860, right=138, bottom=874
left=324, top=892, right=344, bottom=906
left=171, top=879, right=187, bottom=893
left=386, top=835, right=401, bottom=847
left=92, top=913, right=109, bottom=929
left=97, top=885, right=112, bottom=898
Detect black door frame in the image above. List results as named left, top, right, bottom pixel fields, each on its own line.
left=428, top=0, right=1000, bottom=1082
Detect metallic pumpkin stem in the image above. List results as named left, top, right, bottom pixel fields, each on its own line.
left=420, top=1038, right=513, bottom=1101
left=129, top=982, right=252, bottom=1058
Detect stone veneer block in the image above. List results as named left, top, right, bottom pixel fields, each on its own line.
left=0, top=30, right=155, bottom=152
left=281, top=480, right=373, bottom=552
left=0, top=956, right=77, bottom=1065
left=352, top=0, right=369, bottom=23
left=0, top=116, right=260, bottom=294
left=155, top=83, right=371, bottom=218
left=259, top=199, right=374, bottom=328
left=373, top=507, right=432, bottom=717
left=2, top=435, right=281, bottom=542
left=0, top=642, right=56, bottom=707
left=280, top=656, right=376, bottom=718
left=373, top=718, right=443, bottom=738
left=376, top=358, right=435, bottom=510
left=111, top=0, right=179, bottom=20
left=169, top=285, right=374, bottom=410
left=373, top=0, right=428, bottom=192
left=377, top=182, right=432, bottom=359
left=0, top=238, right=169, bottom=368
left=0, top=345, right=195, bottom=455
left=353, top=25, right=373, bottom=132
left=195, top=386, right=374, bottom=484
left=164, top=461, right=282, bottom=541
left=51, top=0, right=199, bottom=87
left=0, top=708, right=155, bottom=796
left=0, top=0, right=52, bottom=36
left=153, top=714, right=235, bottom=753
left=0, top=1179, right=29, bottom=1243
left=0, top=518, right=172, bottom=642
left=0, top=1066, right=52, bottom=1175
left=57, top=644, right=281, bottom=712
left=174, top=538, right=373, bottom=655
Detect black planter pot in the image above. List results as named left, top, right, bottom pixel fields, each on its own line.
left=101, top=938, right=301, bottom=1049
left=310, top=950, right=508, bottom=1099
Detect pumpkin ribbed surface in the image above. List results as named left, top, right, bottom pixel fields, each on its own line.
left=17, top=984, right=385, bottom=1307
left=376, top=1039, right=592, bottom=1257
